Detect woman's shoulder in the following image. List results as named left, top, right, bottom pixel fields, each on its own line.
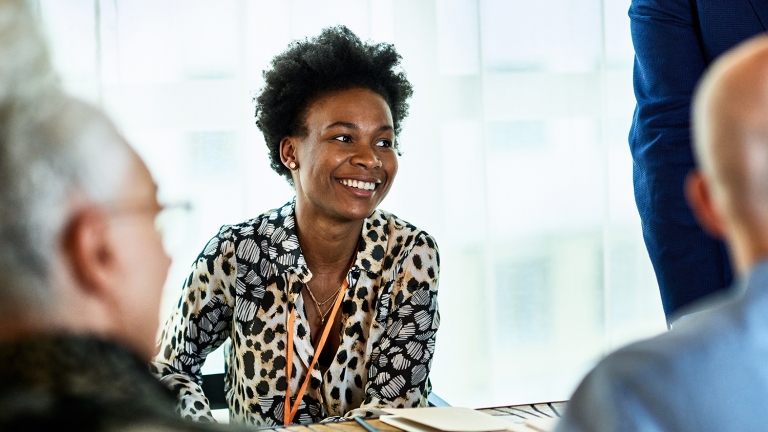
left=215, top=201, right=294, bottom=240
left=200, top=202, right=297, bottom=267
left=369, top=209, right=439, bottom=253
left=368, top=210, right=440, bottom=295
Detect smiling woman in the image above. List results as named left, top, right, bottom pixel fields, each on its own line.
left=285, top=88, right=397, bottom=223
left=150, top=26, right=441, bottom=427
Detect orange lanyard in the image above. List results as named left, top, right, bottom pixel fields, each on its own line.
left=284, top=271, right=351, bottom=425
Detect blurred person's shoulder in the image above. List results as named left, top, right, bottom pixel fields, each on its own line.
left=602, top=290, right=758, bottom=387
left=0, top=335, right=242, bottom=432
left=564, top=289, right=768, bottom=431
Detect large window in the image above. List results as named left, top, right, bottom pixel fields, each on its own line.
left=37, top=0, right=665, bottom=408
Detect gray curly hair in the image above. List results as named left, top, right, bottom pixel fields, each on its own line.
left=0, top=0, right=133, bottom=314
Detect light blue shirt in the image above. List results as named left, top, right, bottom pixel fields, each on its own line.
left=556, top=260, right=768, bottom=432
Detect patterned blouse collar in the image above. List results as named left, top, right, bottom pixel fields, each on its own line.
left=262, top=199, right=390, bottom=282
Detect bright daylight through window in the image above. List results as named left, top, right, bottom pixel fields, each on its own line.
left=36, top=0, right=665, bottom=409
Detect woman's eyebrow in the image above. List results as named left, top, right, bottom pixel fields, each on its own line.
left=324, top=121, right=357, bottom=131
left=324, top=122, right=394, bottom=132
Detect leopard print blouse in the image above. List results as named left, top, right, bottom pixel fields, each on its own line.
left=151, top=200, right=440, bottom=427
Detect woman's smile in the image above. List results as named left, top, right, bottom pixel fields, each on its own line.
left=337, top=177, right=380, bottom=191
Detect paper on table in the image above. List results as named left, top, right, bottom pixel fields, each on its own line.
left=381, top=407, right=515, bottom=432
left=379, top=408, right=560, bottom=432
left=505, top=418, right=559, bottom=432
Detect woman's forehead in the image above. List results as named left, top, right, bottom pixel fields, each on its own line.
left=304, top=88, right=393, bottom=129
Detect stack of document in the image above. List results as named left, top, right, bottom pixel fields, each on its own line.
left=380, top=407, right=558, bottom=432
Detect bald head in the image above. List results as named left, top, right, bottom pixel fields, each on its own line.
left=693, top=36, right=768, bottom=215
left=690, top=35, right=768, bottom=274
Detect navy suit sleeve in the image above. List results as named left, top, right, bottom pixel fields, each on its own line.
left=629, top=0, right=732, bottom=319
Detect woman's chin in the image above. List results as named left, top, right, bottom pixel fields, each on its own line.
left=336, top=205, right=379, bottom=222
left=299, top=188, right=386, bottom=222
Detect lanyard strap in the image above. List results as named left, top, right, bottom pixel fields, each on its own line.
left=284, top=274, right=350, bottom=425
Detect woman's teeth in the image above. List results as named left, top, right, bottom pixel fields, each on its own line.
left=340, top=179, right=376, bottom=191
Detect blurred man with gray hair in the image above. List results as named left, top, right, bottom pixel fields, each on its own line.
left=0, top=1, right=230, bottom=430
left=556, top=34, right=768, bottom=432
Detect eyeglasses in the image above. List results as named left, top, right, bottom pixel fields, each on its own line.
left=105, top=200, right=193, bottom=254
left=155, top=201, right=193, bottom=253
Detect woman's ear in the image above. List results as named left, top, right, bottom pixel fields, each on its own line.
left=686, top=171, right=727, bottom=239
left=280, top=137, right=298, bottom=169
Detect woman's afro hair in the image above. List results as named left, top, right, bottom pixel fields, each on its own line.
left=254, top=25, right=413, bottom=184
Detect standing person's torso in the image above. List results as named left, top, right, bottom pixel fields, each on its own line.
left=694, top=0, right=767, bottom=64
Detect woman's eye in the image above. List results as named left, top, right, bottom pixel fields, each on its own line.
left=376, top=139, right=393, bottom=148
left=334, top=135, right=352, bottom=143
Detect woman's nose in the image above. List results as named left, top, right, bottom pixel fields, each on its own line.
left=351, top=144, right=382, bottom=169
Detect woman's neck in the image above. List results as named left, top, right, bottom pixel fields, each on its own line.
left=294, top=202, right=363, bottom=277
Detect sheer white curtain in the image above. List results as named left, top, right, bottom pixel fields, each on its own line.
left=36, top=0, right=665, bottom=408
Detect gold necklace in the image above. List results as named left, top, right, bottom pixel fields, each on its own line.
left=304, top=281, right=344, bottom=325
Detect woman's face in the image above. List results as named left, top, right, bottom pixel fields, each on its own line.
left=284, top=87, right=398, bottom=222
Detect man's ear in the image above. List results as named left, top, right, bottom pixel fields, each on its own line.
left=280, top=137, right=297, bottom=167
left=62, top=208, right=117, bottom=297
left=686, top=171, right=727, bottom=239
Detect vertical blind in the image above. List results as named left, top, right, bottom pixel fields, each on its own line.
left=37, top=0, right=665, bottom=408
